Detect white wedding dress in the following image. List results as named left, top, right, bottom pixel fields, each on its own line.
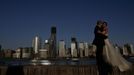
left=103, top=39, right=132, bottom=72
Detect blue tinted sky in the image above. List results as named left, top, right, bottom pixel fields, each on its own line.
left=0, top=0, right=134, bottom=49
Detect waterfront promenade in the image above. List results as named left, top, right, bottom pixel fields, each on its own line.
left=0, top=64, right=134, bottom=75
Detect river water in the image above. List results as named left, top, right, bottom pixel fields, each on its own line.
left=0, top=57, right=134, bottom=66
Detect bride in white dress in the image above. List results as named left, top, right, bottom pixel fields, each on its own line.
left=101, top=22, right=132, bottom=72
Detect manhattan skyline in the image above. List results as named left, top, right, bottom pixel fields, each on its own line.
left=0, top=0, right=134, bottom=49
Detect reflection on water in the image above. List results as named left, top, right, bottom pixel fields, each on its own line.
left=0, top=57, right=133, bottom=66
left=0, top=58, right=96, bottom=66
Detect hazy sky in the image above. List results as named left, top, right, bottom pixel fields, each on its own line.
left=0, top=0, right=134, bottom=49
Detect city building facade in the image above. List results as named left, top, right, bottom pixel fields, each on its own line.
left=32, top=36, right=41, bottom=54
left=59, top=40, right=66, bottom=57
left=48, top=26, right=57, bottom=58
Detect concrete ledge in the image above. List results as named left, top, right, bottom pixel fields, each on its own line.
left=0, top=64, right=134, bottom=75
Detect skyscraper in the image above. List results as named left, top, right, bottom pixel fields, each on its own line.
left=71, top=42, right=77, bottom=57
left=32, top=36, right=41, bottom=54
left=39, top=40, right=49, bottom=59
left=22, top=47, right=31, bottom=58
left=79, top=42, right=84, bottom=57
left=71, top=37, right=78, bottom=57
left=59, top=40, right=66, bottom=57
left=44, top=40, right=49, bottom=51
left=84, top=42, right=89, bottom=57
left=122, top=46, right=129, bottom=56
left=124, top=44, right=134, bottom=56
left=16, top=48, right=22, bottom=58
left=48, top=26, right=57, bottom=58
left=129, top=44, right=134, bottom=55
left=66, top=48, right=71, bottom=58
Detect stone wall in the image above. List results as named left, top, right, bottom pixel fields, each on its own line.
left=0, top=64, right=134, bottom=75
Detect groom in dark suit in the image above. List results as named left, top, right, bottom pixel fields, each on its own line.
left=92, top=20, right=111, bottom=75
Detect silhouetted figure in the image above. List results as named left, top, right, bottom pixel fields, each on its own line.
left=92, top=20, right=112, bottom=75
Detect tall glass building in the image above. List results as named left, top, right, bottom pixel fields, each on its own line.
left=32, top=36, right=41, bottom=54
left=48, top=26, right=57, bottom=58
left=59, top=40, right=66, bottom=57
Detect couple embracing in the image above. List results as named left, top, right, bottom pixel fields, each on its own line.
left=92, top=20, right=132, bottom=75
